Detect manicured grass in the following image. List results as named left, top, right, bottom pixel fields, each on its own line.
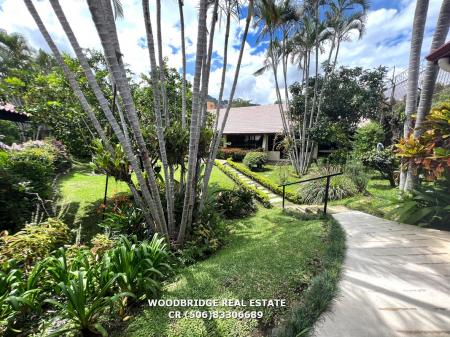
left=254, top=163, right=300, bottom=194
left=331, top=174, right=400, bottom=218
left=119, top=208, right=344, bottom=337
left=57, top=163, right=235, bottom=242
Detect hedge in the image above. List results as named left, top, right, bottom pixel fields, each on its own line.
left=214, top=160, right=271, bottom=208
left=226, top=159, right=303, bottom=204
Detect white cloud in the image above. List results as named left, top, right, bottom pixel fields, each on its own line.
left=0, top=0, right=448, bottom=104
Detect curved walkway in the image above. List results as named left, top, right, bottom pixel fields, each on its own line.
left=314, top=211, right=450, bottom=337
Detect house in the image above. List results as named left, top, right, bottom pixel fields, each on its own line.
left=216, top=104, right=285, bottom=161
left=426, top=40, right=450, bottom=72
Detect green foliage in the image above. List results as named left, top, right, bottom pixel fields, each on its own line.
left=389, top=179, right=450, bottom=227
left=214, top=160, right=271, bottom=207
left=353, top=121, right=385, bottom=156
left=361, top=147, right=398, bottom=187
left=243, top=151, right=268, bottom=170
left=300, top=168, right=357, bottom=204
left=0, top=140, right=71, bottom=231
left=216, top=147, right=249, bottom=161
left=226, top=159, right=303, bottom=204
left=0, top=219, right=70, bottom=270
left=215, top=188, right=256, bottom=219
left=45, top=269, right=127, bottom=337
left=344, top=160, right=369, bottom=193
left=91, top=139, right=131, bottom=183
left=0, top=120, right=20, bottom=145
left=164, top=121, right=189, bottom=165
left=104, top=235, right=173, bottom=301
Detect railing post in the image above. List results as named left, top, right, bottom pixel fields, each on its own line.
left=282, top=185, right=285, bottom=210
left=324, top=175, right=331, bottom=214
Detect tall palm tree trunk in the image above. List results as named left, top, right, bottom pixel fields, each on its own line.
left=88, top=0, right=168, bottom=236
left=142, top=0, right=176, bottom=235
left=178, top=0, right=187, bottom=129
left=199, top=0, right=254, bottom=211
left=156, top=0, right=169, bottom=126
left=47, top=0, right=160, bottom=234
left=404, top=0, right=450, bottom=191
left=178, top=0, right=209, bottom=245
left=399, top=0, right=430, bottom=191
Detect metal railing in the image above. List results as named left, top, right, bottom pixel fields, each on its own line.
left=279, top=172, right=343, bottom=214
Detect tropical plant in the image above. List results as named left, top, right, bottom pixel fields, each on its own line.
left=401, top=0, right=450, bottom=191
left=23, top=0, right=255, bottom=247
left=105, top=235, right=172, bottom=301
left=389, top=178, right=450, bottom=227
left=344, top=160, right=368, bottom=193
left=215, top=188, right=256, bottom=218
left=45, top=270, right=127, bottom=337
left=243, top=151, right=268, bottom=170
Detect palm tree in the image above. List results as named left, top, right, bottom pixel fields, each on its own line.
left=399, top=0, right=430, bottom=191
left=177, top=0, right=188, bottom=128
left=199, top=0, right=254, bottom=211
left=404, top=0, right=450, bottom=191
left=46, top=0, right=161, bottom=234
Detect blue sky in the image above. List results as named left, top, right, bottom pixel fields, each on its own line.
left=0, top=0, right=447, bottom=104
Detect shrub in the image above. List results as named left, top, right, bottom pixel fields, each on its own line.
left=214, top=160, right=271, bottom=207
left=344, top=160, right=369, bottom=193
left=0, top=219, right=70, bottom=270
left=361, top=147, right=397, bottom=187
left=299, top=169, right=357, bottom=204
left=216, top=147, right=249, bottom=161
left=243, top=151, right=268, bottom=170
left=0, top=140, right=71, bottom=231
left=389, top=178, right=450, bottom=228
left=353, top=121, right=385, bottom=156
left=215, top=188, right=256, bottom=219
left=226, top=159, right=303, bottom=204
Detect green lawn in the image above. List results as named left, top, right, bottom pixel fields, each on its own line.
left=331, top=174, right=400, bottom=218
left=57, top=163, right=235, bottom=242
left=118, top=208, right=344, bottom=337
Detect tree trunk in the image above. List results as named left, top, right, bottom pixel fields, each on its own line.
left=404, top=0, right=450, bottom=191
left=47, top=0, right=159, bottom=233
left=156, top=0, right=169, bottom=126
left=198, top=0, right=254, bottom=212
left=88, top=0, right=168, bottom=236
left=142, top=0, right=176, bottom=236
left=399, top=0, right=430, bottom=191
left=178, top=0, right=187, bottom=129
left=177, top=0, right=209, bottom=245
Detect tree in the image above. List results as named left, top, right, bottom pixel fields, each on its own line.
left=403, top=0, right=450, bottom=191
left=399, top=0, right=430, bottom=191
left=25, top=0, right=254, bottom=247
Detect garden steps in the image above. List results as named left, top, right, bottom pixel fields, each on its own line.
left=313, top=211, right=450, bottom=337
left=221, top=161, right=289, bottom=207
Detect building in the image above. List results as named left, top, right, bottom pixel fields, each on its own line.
left=426, top=40, right=450, bottom=72
left=216, top=104, right=285, bottom=161
left=0, top=102, right=30, bottom=123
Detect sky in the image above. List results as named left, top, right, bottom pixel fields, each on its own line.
left=0, top=0, right=448, bottom=105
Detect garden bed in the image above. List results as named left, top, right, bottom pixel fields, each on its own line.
left=119, top=208, right=345, bottom=337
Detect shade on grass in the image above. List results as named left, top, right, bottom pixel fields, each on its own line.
left=119, top=208, right=334, bottom=337
left=57, top=163, right=235, bottom=241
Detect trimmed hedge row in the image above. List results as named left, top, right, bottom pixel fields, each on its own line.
left=214, top=160, right=271, bottom=208
left=226, top=159, right=303, bottom=204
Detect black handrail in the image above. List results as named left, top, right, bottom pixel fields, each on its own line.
left=279, top=172, right=343, bottom=214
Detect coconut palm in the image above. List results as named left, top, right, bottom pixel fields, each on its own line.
left=403, top=0, right=450, bottom=191
left=399, top=0, right=430, bottom=191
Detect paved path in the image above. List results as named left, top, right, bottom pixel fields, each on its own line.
left=314, top=211, right=450, bottom=337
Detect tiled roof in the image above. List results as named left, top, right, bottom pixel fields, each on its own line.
left=216, top=104, right=284, bottom=134
left=426, top=40, right=450, bottom=61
